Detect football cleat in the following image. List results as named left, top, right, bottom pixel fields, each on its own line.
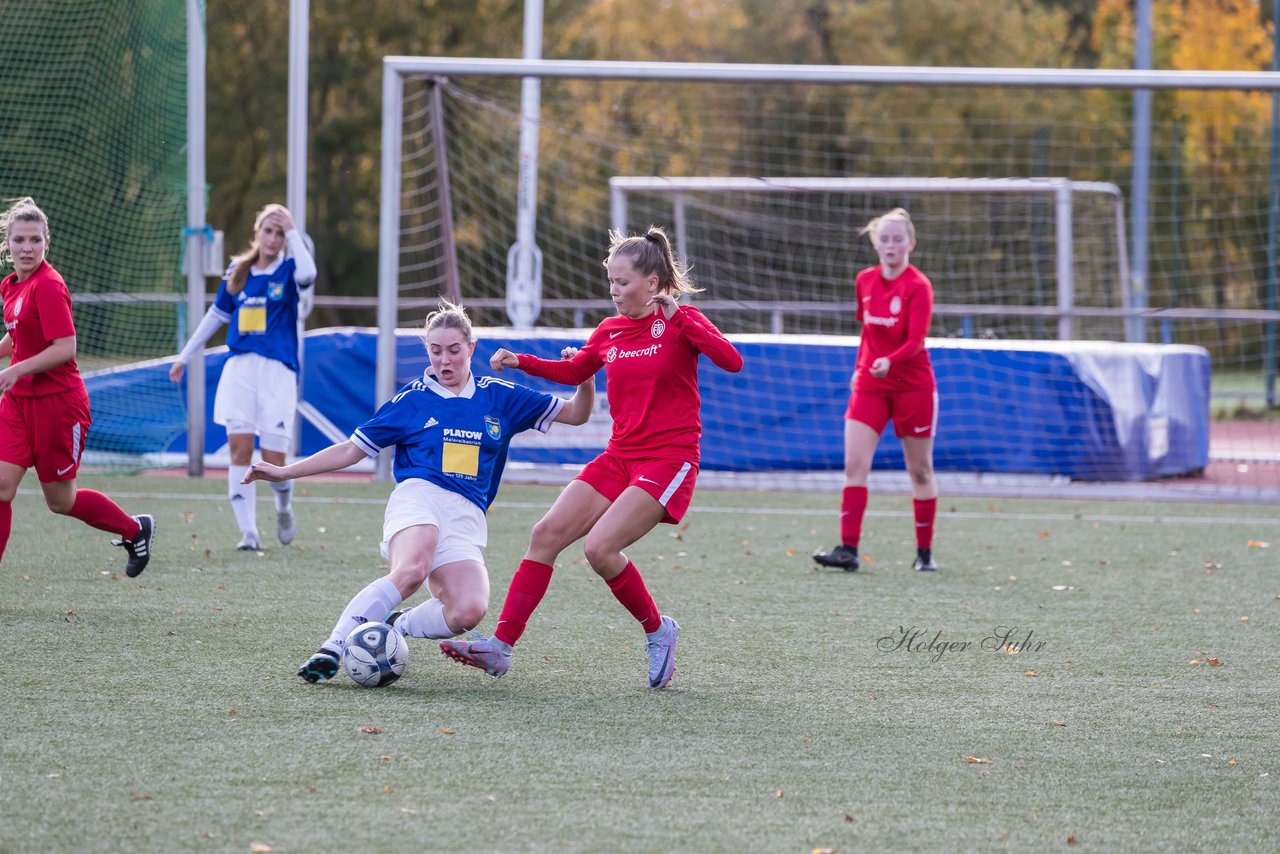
left=440, top=632, right=511, bottom=677
left=386, top=609, right=408, bottom=634
left=297, top=648, right=342, bottom=683
left=237, top=530, right=262, bottom=551
left=112, top=514, right=156, bottom=578
left=812, top=543, right=859, bottom=571
left=276, top=508, right=296, bottom=545
left=912, top=548, right=939, bottom=572
left=646, top=615, right=680, bottom=689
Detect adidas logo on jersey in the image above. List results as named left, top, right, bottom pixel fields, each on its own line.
left=423, top=417, right=439, bottom=429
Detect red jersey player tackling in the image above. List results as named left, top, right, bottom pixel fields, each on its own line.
left=0, top=197, right=155, bottom=573
left=813, top=207, right=940, bottom=573
left=441, top=226, right=744, bottom=688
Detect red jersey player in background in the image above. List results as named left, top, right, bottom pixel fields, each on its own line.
left=0, top=197, right=155, bottom=573
left=441, top=226, right=744, bottom=688
left=813, top=207, right=939, bottom=573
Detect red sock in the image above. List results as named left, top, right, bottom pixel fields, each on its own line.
left=0, top=502, right=10, bottom=562
left=67, top=490, right=139, bottom=538
left=840, top=486, right=868, bottom=549
left=606, top=561, right=662, bottom=633
left=913, top=497, right=937, bottom=550
left=493, top=559, right=554, bottom=647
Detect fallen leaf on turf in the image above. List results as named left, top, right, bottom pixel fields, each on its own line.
left=813, top=848, right=836, bottom=854
left=130, top=792, right=153, bottom=801
left=1067, top=836, right=1078, bottom=845
left=786, top=548, right=796, bottom=557
left=359, top=726, right=384, bottom=734
left=227, top=709, right=236, bottom=716
left=1207, top=658, right=1222, bottom=666
left=774, top=788, right=784, bottom=798
left=1038, top=531, right=1050, bottom=538
left=1051, top=585, right=1075, bottom=591
left=380, top=755, right=392, bottom=761
left=1246, top=540, right=1270, bottom=548
left=250, top=845, right=273, bottom=853
left=1051, top=720, right=1067, bottom=727
left=965, top=756, right=991, bottom=764
left=844, top=814, right=857, bottom=823
left=1240, top=616, right=1249, bottom=621
left=383, top=785, right=392, bottom=793
left=439, top=727, right=456, bottom=735
left=1024, top=671, right=1038, bottom=677
left=1189, top=659, right=1201, bottom=666
left=400, top=807, right=418, bottom=814
left=1227, top=758, right=1238, bottom=766
left=307, top=785, right=317, bottom=793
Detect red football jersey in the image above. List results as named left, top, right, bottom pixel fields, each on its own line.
left=852, top=263, right=936, bottom=393
left=516, top=304, right=743, bottom=462
left=1, top=260, right=83, bottom=397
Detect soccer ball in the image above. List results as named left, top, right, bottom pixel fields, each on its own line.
left=341, top=621, right=409, bottom=687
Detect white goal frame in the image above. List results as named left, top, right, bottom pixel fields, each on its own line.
left=609, top=176, right=1129, bottom=343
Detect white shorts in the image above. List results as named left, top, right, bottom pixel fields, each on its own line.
left=214, top=352, right=298, bottom=449
left=380, top=478, right=488, bottom=570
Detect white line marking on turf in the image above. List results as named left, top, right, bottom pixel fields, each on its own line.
left=30, top=490, right=1279, bottom=526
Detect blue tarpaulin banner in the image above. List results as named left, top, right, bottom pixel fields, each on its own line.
left=86, top=328, right=1209, bottom=481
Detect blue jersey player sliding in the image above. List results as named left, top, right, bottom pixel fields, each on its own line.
left=244, top=301, right=595, bottom=683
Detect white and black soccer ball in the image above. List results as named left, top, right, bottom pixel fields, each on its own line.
left=341, top=621, right=409, bottom=687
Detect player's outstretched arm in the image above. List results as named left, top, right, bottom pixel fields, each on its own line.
left=555, top=349, right=596, bottom=425
left=243, top=440, right=367, bottom=483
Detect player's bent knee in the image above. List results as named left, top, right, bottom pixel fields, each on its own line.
left=581, top=540, right=621, bottom=573
left=44, top=495, right=75, bottom=515
left=446, top=600, right=487, bottom=632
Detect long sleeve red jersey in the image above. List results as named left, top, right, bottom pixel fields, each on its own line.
left=852, top=263, right=936, bottom=393
left=515, top=305, right=743, bottom=463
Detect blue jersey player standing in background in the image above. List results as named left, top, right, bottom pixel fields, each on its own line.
left=170, top=203, right=316, bottom=551
left=244, top=301, right=595, bottom=684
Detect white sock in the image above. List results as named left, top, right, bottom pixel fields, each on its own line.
left=397, top=598, right=455, bottom=639
left=325, top=577, right=403, bottom=650
left=228, top=465, right=257, bottom=535
left=270, top=480, right=293, bottom=512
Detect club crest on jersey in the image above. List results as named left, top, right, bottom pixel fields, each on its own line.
left=12, top=297, right=23, bottom=316
left=651, top=318, right=666, bottom=338
left=889, top=295, right=902, bottom=315
left=485, top=416, right=501, bottom=440
left=267, top=281, right=286, bottom=301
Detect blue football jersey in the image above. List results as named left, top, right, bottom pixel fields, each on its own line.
left=212, top=256, right=307, bottom=372
left=350, top=372, right=565, bottom=510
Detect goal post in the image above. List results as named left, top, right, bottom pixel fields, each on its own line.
left=609, top=176, right=1130, bottom=342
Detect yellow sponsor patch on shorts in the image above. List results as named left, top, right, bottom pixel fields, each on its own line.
left=237, top=306, right=267, bottom=333
left=442, top=441, right=479, bottom=476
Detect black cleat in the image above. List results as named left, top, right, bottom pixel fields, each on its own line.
left=297, top=648, right=341, bottom=683
left=112, top=514, right=156, bottom=577
left=813, top=543, right=859, bottom=571
left=912, top=548, right=939, bottom=572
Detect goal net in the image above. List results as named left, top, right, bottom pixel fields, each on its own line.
left=608, top=176, right=1127, bottom=341
left=0, top=1, right=190, bottom=467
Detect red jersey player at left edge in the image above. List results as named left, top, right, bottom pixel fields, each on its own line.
left=813, top=207, right=940, bottom=574
left=0, top=197, right=156, bottom=573
left=442, top=225, right=744, bottom=689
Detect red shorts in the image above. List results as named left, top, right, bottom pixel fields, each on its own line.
left=576, top=452, right=698, bottom=524
left=0, top=388, right=91, bottom=482
left=845, top=387, right=938, bottom=438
